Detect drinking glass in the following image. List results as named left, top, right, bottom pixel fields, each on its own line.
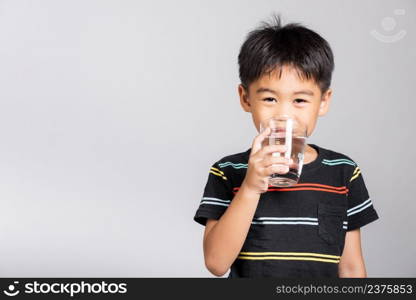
left=259, top=115, right=308, bottom=187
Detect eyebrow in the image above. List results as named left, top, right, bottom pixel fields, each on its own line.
left=256, top=87, right=315, bottom=96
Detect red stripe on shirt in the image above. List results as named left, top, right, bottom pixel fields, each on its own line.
left=232, top=183, right=348, bottom=194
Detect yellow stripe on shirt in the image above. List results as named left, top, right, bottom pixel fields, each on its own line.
left=237, top=255, right=340, bottom=264
left=209, top=170, right=227, bottom=180
left=239, top=251, right=341, bottom=259
left=210, top=167, right=224, bottom=175
left=238, top=251, right=341, bottom=264
left=349, top=168, right=361, bottom=182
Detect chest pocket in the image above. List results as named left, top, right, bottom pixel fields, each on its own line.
left=317, top=202, right=346, bottom=245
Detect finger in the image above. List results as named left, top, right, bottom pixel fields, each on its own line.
left=251, top=127, right=271, bottom=156
left=264, top=164, right=290, bottom=176
left=262, top=156, right=292, bottom=168
left=259, top=144, right=288, bottom=157
left=289, top=163, right=298, bottom=170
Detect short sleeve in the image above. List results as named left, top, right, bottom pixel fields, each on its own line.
left=193, top=161, right=234, bottom=226
left=346, top=165, right=379, bottom=231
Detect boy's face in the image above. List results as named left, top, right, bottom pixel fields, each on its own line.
left=238, top=65, right=332, bottom=137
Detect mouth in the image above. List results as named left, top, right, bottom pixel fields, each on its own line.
left=272, top=128, right=287, bottom=133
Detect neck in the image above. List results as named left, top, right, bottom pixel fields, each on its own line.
left=303, top=144, right=318, bottom=164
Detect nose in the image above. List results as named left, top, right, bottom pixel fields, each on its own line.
left=272, top=112, right=295, bottom=120
left=273, top=102, right=294, bottom=119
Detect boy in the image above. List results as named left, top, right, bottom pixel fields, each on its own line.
left=193, top=15, right=379, bottom=278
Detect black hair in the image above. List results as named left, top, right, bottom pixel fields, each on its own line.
left=238, top=14, right=334, bottom=94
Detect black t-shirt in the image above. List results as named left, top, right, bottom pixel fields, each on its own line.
left=193, top=144, right=379, bottom=278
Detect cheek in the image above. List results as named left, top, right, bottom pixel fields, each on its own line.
left=251, top=110, right=273, bottom=133
left=251, top=114, right=261, bottom=133
left=305, top=118, right=319, bottom=137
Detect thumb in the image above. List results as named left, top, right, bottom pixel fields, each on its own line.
left=251, top=126, right=271, bottom=155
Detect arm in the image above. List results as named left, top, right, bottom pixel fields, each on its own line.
left=338, top=228, right=367, bottom=277
left=203, top=185, right=261, bottom=277
left=202, top=128, right=290, bottom=277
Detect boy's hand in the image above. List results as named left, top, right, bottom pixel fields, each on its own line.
left=242, top=127, right=292, bottom=194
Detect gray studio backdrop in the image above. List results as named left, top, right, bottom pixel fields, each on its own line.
left=0, top=0, right=414, bottom=277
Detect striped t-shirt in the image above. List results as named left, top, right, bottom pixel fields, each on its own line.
left=193, top=143, right=379, bottom=278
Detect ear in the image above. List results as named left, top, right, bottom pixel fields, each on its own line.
left=238, top=84, right=251, bottom=113
left=318, top=88, right=332, bottom=117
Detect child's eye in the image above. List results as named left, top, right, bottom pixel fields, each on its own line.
left=294, top=99, right=307, bottom=103
left=263, top=97, right=277, bottom=102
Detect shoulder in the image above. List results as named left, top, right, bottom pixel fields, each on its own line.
left=317, top=145, right=361, bottom=180
left=208, top=148, right=250, bottom=184
left=319, top=145, right=359, bottom=167
left=212, top=148, right=250, bottom=167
